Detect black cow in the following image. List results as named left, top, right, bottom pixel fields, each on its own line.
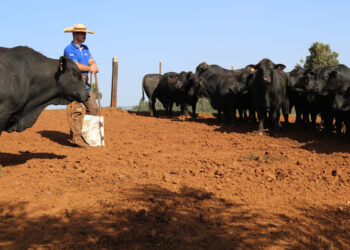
left=248, top=58, right=289, bottom=137
left=141, top=74, right=162, bottom=116
left=174, top=71, right=205, bottom=118
left=195, top=62, right=233, bottom=78
left=235, top=67, right=257, bottom=121
left=196, top=72, right=242, bottom=123
left=195, top=62, right=239, bottom=122
left=327, top=65, right=350, bottom=135
left=152, top=72, right=189, bottom=117
left=287, top=67, right=312, bottom=125
left=305, top=65, right=347, bottom=132
left=0, top=46, right=88, bottom=134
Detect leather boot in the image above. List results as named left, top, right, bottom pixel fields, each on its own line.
left=72, top=134, right=88, bottom=148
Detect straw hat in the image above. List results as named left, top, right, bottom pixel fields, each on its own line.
left=64, top=24, right=95, bottom=34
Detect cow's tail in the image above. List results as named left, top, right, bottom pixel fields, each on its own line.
left=141, top=78, right=145, bottom=101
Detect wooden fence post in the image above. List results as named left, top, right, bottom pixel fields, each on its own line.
left=111, top=56, right=118, bottom=108
left=231, top=65, right=234, bottom=71
left=159, top=61, right=162, bottom=75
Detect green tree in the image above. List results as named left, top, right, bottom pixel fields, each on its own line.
left=91, top=83, right=102, bottom=100
left=302, top=42, right=339, bottom=69
left=132, top=98, right=216, bottom=113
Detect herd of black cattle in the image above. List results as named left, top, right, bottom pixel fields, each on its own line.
left=0, top=46, right=349, bottom=140
left=142, top=59, right=350, bottom=137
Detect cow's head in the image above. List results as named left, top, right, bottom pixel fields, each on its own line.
left=329, top=70, right=350, bottom=111
left=176, top=71, right=205, bottom=97
left=311, top=66, right=335, bottom=96
left=248, top=58, right=285, bottom=85
left=288, top=67, right=305, bottom=88
left=195, top=62, right=209, bottom=77
left=237, top=68, right=256, bottom=94
left=332, top=75, right=350, bottom=111
left=175, top=71, right=189, bottom=90
left=288, top=67, right=313, bottom=95
left=55, top=56, right=89, bottom=103
left=165, top=72, right=178, bottom=85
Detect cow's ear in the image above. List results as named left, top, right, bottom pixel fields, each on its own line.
left=246, top=65, right=256, bottom=71
left=201, top=62, right=209, bottom=71
left=187, top=72, right=193, bottom=80
left=59, top=56, right=67, bottom=73
left=305, top=69, right=315, bottom=78
left=275, top=64, right=286, bottom=71
left=329, top=70, right=337, bottom=79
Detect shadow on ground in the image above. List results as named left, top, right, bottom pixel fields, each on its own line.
left=0, top=185, right=349, bottom=249
left=0, top=151, right=66, bottom=167
left=38, top=130, right=76, bottom=147
left=129, top=111, right=350, bottom=153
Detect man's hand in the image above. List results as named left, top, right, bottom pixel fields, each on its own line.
left=89, top=62, right=99, bottom=73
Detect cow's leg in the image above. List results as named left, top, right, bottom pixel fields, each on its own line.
left=244, top=109, right=249, bottom=120
left=192, top=102, right=197, bottom=118
left=282, top=100, right=289, bottom=126
left=181, top=103, right=189, bottom=116
left=295, top=105, right=302, bottom=124
left=238, top=108, right=243, bottom=120
left=323, top=113, right=334, bottom=133
left=345, top=117, right=350, bottom=136
left=257, top=109, right=265, bottom=135
left=335, top=114, right=343, bottom=136
left=223, top=106, right=234, bottom=124
left=272, top=108, right=281, bottom=137
left=179, top=103, right=188, bottom=120
left=310, top=112, right=317, bottom=129
left=151, top=96, right=157, bottom=116
left=302, top=111, right=310, bottom=124
left=167, top=102, right=173, bottom=117
left=0, top=113, right=10, bottom=133
left=216, top=110, right=222, bottom=122
left=249, top=108, right=257, bottom=123
left=149, top=100, right=154, bottom=116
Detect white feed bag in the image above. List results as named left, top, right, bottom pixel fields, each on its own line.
left=82, top=114, right=105, bottom=147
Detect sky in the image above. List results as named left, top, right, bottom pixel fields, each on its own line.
left=1, top=0, right=350, bottom=108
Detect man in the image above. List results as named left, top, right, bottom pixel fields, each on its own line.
left=63, top=24, right=99, bottom=147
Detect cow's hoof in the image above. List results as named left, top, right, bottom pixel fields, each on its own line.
left=178, top=115, right=187, bottom=121
left=258, top=131, right=263, bottom=136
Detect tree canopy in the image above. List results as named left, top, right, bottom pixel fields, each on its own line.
left=297, top=42, right=339, bottom=69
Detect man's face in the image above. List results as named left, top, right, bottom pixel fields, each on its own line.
left=73, top=32, right=86, bottom=43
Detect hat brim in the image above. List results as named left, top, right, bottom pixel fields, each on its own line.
left=64, top=27, right=95, bottom=34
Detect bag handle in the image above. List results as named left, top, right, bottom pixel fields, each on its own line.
left=90, top=72, right=102, bottom=116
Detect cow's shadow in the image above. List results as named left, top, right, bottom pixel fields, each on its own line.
left=37, top=130, right=75, bottom=147
left=128, top=110, right=184, bottom=119
left=127, top=111, right=350, bottom=153
left=0, top=151, right=66, bottom=167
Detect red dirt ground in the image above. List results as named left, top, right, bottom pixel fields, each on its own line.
left=0, top=109, right=349, bottom=249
